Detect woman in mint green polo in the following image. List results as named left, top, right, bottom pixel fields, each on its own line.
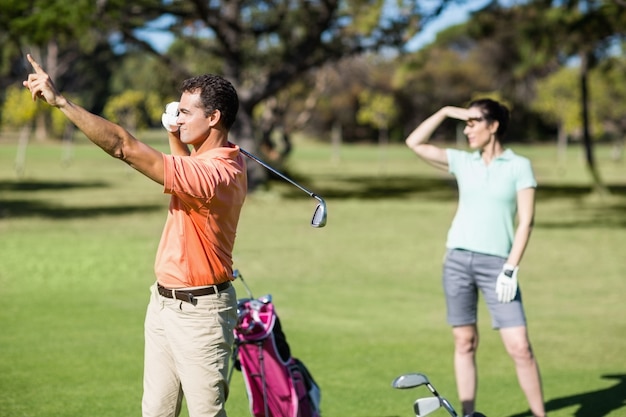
left=405, top=99, right=545, bottom=417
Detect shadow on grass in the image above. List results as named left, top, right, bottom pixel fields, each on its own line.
left=533, top=204, right=626, bottom=229
left=2, top=177, right=626, bottom=227
left=0, top=180, right=162, bottom=219
left=534, top=184, right=626, bottom=229
left=279, top=174, right=459, bottom=201
left=508, top=374, right=626, bottom=417
left=276, top=173, right=626, bottom=202
left=0, top=199, right=163, bottom=219
left=0, top=179, right=108, bottom=192
left=536, top=184, right=626, bottom=200
left=276, top=174, right=626, bottom=229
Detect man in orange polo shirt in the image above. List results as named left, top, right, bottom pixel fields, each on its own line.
left=24, top=54, right=247, bottom=417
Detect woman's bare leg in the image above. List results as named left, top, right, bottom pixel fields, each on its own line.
left=500, top=326, right=546, bottom=417
left=453, top=324, right=479, bottom=416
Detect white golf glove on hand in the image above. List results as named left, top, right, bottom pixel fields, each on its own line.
left=161, top=101, right=179, bottom=132
left=496, top=264, right=519, bottom=303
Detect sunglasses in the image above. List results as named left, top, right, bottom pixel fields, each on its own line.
left=465, top=116, right=486, bottom=127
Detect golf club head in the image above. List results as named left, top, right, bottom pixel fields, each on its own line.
left=392, top=373, right=430, bottom=389
left=414, top=397, right=441, bottom=417
left=311, top=196, right=327, bottom=228
left=257, top=294, right=272, bottom=304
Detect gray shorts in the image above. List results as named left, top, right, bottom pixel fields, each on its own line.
left=442, top=248, right=527, bottom=329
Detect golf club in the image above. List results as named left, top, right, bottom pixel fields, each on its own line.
left=392, top=373, right=430, bottom=389
left=420, top=375, right=457, bottom=416
left=392, top=373, right=458, bottom=416
left=414, top=397, right=442, bottom=417
left=239, top=148, right=327, bottom=228
left=232, top=269, right=254, bottom=299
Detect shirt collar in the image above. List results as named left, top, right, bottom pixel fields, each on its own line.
left=192, top=142, right=239, bottom=159
left=471, top=148, right=514, bottom=160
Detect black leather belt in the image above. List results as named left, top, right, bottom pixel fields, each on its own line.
left=157, top=282, right=231, bottom=304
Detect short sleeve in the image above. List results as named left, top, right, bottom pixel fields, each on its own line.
left=515, top=157, right=537, bottom=191
left=446, top=148, right=461, bottom=175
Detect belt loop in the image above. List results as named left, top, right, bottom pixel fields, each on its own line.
left=155, top=283, right=164, bottom=308
left=171, top=289, right=176, bottom=301
left=214, top=284, right=221, bottom=298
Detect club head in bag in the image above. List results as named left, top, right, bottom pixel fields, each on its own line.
left=257, top=294, right=272, bottom=304
left=311, top=195, right=327, bottom=228
left=420, top=379, right=458, bottom=416
left=414, top=397, right=441, bottom=417
left=392, top=373, right=430, bottom=389
left=232, top=269, right=254, bottom=298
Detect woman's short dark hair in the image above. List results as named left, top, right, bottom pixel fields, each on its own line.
left=469, top=98, right=510, bottom=141
left=181, top=74, right=239, bottom=130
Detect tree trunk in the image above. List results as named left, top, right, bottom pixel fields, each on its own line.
left=378, top=125, right=389, bottom=176
left=61, top=123, right=76, bottom=167
left=15, top=125, right=31, bottom=177
left=579, top=52, right=608, bottom=196
left=232, top=106, right=267, bottom=191
left=331, top=121, right=342, bottom=164
left=556, top=121, right=568, bottom=173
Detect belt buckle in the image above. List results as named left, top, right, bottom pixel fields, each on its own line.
left=171, top=288, right=196, bottom=305
left=183, top=292, right=196, bottom=304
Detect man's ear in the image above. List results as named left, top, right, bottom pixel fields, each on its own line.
left=208, top=109, right=222, bottom=127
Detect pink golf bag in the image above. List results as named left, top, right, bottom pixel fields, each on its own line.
left=229, top=271, right=321, bottom=417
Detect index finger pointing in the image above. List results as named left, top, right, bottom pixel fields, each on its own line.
left=26, top=54, right=44, bottom=73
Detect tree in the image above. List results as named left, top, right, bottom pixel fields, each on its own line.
left=593, top=52, right=626, bottom=161
left=96, top=0, right=459, bottom=189
left=103, top=90, right=163, bottom=133
left=2, top=86, right=39, bottom=176
left=532, top=67, right=581, bottom=167
left=532, top=66, right=607, bottom=167
left=1, top=0, right=469, bottom=188
left=393, top=36, right=496, bottom=142
left=357, top=89, right=398, bottom=173
left=463, top=0, right=626, bottom=194
left=0, top=0, right=128, bottom=178
left=545, top=1, right=626, bottom=195
left=0, top=0, right=117, bottom=108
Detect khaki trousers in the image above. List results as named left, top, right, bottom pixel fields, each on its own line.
left=142, top=283, right=237, bottom=417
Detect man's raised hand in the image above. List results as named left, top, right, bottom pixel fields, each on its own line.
left=22, top=54, right=65, bottom=107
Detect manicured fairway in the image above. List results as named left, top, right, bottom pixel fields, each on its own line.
left=1, top=134, right=624, bottom=416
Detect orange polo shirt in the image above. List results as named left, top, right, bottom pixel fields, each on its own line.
left=154, top=143, right=247, bottom=288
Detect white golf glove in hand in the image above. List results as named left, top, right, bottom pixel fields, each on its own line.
left=161, top=101, right=179, bottom=132
left=496, top=264, right=519, bottom=303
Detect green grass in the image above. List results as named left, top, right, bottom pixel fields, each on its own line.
left=1, top=132, right=625, bottom=417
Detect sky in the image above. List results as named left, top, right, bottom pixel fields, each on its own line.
left=136, top=1, right=493, bottom=54
left=405, top=0, right=492, bottom=51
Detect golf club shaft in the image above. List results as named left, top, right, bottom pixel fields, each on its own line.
left=425, top=383, right=457, bottom=416
left=232, top=269, right=254, bottom=299
left=239, top=148, right=319, bottom=199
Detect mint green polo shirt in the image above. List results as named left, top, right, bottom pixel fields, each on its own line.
left=445, top=148, right=537, bottom=258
